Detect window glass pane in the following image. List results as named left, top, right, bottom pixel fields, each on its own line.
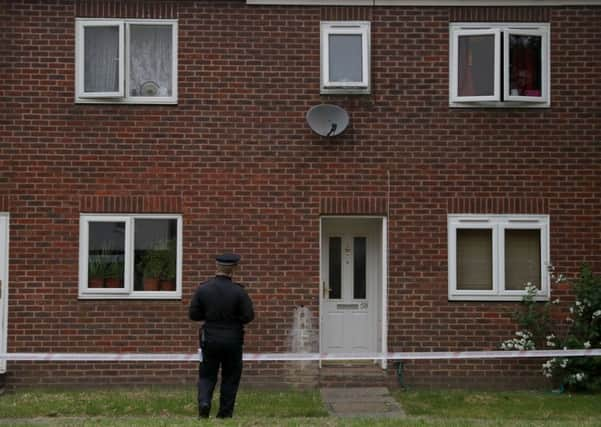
left=328, top=237, right=341, bottom=299
left=509, top=34, right=542, bottom=97
left=129, top=25, right=173, bottom=97
left=505, top=229, right=541, bottom=290
left=134, top=219, right=178, bottom=291
left=457, top=229, right=493, bottom=290
left=88, top=221, right=125, bottom=288
left=457, top=34, right=495, bottom=97
left=84, top=26, right=120, bottom=93
left=329, top=34, right=363, bottom=83
left=353, top=237, right=366, bottom=299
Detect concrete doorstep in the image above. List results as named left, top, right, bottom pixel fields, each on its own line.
left=320, top=387, right=405, bottom=418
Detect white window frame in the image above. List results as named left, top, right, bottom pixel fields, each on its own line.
left=78, top=214, right=183, bottom=299
left=321, top=21, right=370, bottom=94
left=448, top=215, right=550, bottom=301
left=503, top=28, right=549, bottom=103
left=449, top=23, right=550, bottom=108
left=75, top=18, right=178, bottom=104
left=449, top=28, right=501, bottom=103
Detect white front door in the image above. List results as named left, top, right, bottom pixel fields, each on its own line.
left=0, top=214, right=8, bottom=373
left=321, top=218, right=381, bottom=354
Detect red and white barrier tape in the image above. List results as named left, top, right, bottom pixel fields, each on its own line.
left=0, top=349, right=600, bottom=362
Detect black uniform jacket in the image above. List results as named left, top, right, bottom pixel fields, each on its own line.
left=189, top=275, right=254, bottom=344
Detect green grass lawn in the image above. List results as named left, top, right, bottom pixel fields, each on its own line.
left=0, top=388, right=600, bottom=426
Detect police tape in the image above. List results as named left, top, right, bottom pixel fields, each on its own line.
left=0, top=349, right=600, bottom=362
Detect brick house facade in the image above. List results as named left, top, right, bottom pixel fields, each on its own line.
left=1, top=0, right=600, bottom=389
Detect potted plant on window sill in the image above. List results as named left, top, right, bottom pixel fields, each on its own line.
left=159, top=239, right=177, bottom=291
left=105, top=260, right=124, bottom=288
left=139, top=249, right=163, bottom=291
left=88, top=255, right=105, bottom=288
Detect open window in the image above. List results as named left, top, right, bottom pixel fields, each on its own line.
left=450, top=23, right=549, bottom=107
left=76, top=19, right=177, bottom=104
left=504, top=29, right=547, bottom=102
left=448, top=215, right=550, bottom=301
left=321, top=21, right=370, bottom=94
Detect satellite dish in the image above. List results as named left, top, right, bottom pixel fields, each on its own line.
left=306, top=104, right=350, bottom=137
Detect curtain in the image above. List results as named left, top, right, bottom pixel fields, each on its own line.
left=84, top=26, right=120, bottom=93
left=457, top=34, right=495, bottom=97
left=509, top=35, right=541, bottom=97
left=457, top=229, right=493, bottom=291
left=458, top=37, right=476, bottom=96
left=505, top=229, right=541, bottom=290
left=329, top=34, right=363, bottom=83
left=129, top=25, right=173, bottom=97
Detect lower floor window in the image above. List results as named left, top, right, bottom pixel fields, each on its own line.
left=448, top=215, right=549, bottom=301
left=79, top=214, right=182, bottom=299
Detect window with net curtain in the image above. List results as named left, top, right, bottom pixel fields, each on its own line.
left=77, top=19, right=175, bottom=101
left=84, top=25, right=121, bottom=93
left=129, top=24, right=173, bottom=97
left=329, top=34, right=363, bottom=83
left=321, top=21, right=370, bottom=92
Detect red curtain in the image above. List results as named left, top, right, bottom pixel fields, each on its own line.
left=510, top=37, right=541, bottom=97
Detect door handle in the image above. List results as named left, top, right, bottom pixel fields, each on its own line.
left=322, top=281, right=330, bottom=299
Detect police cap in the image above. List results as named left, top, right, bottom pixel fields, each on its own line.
left=216, top=252, right=240, bottom=266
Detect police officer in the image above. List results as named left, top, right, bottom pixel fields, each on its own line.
left=189, top=253, right=254, bottom=419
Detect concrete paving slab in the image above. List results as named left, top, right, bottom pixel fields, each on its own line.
left=320, top=387, right=405, bottom=418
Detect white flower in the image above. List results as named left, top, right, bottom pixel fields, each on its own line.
left=560, top=359, right=568, bottom=368
left=593, top=310, right=601, bottom=318
left=584, top=341, right=591, bottom=349
left=575, top=300, right=581, bottom=306
left=569, top=307, right=574, bottom=314
left=552, top=298, right=560, bottom=305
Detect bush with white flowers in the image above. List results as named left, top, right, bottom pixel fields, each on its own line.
left=502, top=265, right=601, bottom=390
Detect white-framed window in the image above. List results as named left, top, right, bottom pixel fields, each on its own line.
left=449, top=23, right=549, bottom=107
left=79, top=214, right=182, bottom=299
left=321, top=21, right=370, bottom=94
left=75, top=19, right=178, bottom=104
left=448, top=215, right=550, bottom=301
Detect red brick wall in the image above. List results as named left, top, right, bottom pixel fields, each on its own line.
left=2, top=0, right=601, bottom=388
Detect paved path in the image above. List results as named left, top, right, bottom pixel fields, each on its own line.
left=320, top=387, right=405, bottom=418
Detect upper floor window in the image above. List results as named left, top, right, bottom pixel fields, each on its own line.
left=448, top=215, right=550, bottom=301
left=75, top=19, right=178, bottom=104
left=321, top=21, right=370, bottom=94
left=449, top=23, right=549, bottom=107
left=79, top=214, right=182, bottom=299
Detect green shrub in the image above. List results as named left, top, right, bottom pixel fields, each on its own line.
left=502, top=265, right=601, bottom=390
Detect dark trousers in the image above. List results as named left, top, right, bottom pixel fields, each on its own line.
left=198, top=340, right=243, bottom=418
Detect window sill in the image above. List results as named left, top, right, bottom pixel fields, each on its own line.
left=321, top=87, right=371, bottom=95
left=79, top=292, right=182, bottom=300
left=75, top=98, right=178, bottom=105
left=448, top=294, right=549, bottom=302
left=449, top=100, right=550, bottom=109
